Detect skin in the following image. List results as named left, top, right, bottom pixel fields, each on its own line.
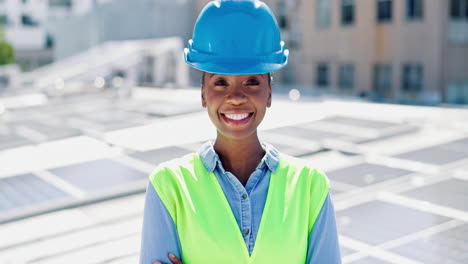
left=154, top=254, right=181, bottom=264
left=203, top=72, right=272, bottom=185
left=154, top=72, right=272, bottom=264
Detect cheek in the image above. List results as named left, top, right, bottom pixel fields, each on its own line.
left=258, top=91, right=271, bottom=107
left=205, top=95, right=222, bottom=114
left=205, top=94, right=217, bottom=107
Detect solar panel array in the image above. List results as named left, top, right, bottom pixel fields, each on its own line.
left=0, top=89, right=467, bottom=263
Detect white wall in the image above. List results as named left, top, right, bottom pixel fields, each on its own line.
left=52, top=0, right=193, bottom=59
left=0, top=0, right=98, bottom=50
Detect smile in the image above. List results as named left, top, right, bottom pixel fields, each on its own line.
left=225, top=113, right=249, bottom=120
left=221, top=113, right=253, bottom=125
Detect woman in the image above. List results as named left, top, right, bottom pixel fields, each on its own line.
left=140, top=1, right=341, bottom=263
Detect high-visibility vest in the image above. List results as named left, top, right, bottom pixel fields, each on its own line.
left=150, top=153, right=329, bottom=264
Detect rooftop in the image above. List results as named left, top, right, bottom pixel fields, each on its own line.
left=0, top=87, right=467, bottom=263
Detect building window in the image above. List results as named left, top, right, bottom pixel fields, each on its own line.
left=341, top=0, right=355, bottom=25
left=450, top=0, right=468, bottom=20
left=0, top=15, right=8, bottom=26
left=402, top=64, right=423, bottom=92
left=446, top=81, right=468, bottom=104
left=338, top=64, right=355, bottom=89
left=377, top=0, right=393, bottom=23
left=316, top=63, right=329, bottom=87
left=21, top=14, right=38, bottom=27
left=49, top=0, right=72, bottom=9
left=317, top=0, right=331, bottom=28
left=46, top=34, right=55, bottom=49
left=277, top=1, right=288, bottom=29
left=373, top=64, right=392, bottom=96
left=449, top=0, right=468, bottom=43
left=407, top=0, right=423, bottom=20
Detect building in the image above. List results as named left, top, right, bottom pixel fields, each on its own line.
left=195, top=0, right=468, bottom=104
left=288, top=0, right=468, bottom=104
left=0, top=0, right=112, bottom=71
left=51, top=0, right=193, bottom=60
left=298, top=0, right=468, bottom=104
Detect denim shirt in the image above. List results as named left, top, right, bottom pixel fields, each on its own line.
left=140, top=141, right=341, bottom=264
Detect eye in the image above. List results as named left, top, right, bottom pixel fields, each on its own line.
left=245, top=78, right=260, bottom=86
left=214, top=79, right=228, bottom=86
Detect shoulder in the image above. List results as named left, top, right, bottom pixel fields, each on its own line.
left=278, top=153, right=309, bottom=168
left=148, top=153, right=200, bottom=209
left=278, top=153, right=330, bottom=188
left=278, top=153, right=329, bottom=178
left=149, top=153, right=198, bottom=184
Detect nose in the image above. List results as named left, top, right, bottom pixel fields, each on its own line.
left=225, top=84, right=247, bottom=105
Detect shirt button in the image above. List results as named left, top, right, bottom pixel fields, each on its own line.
left=244, top=229, right=250, bottom=235
left=242, top=193, right=248, bottom=199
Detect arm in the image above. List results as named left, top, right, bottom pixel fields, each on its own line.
left=139, top=182, right=182, bottom=264
left=306, top=194, right=342, bottom=264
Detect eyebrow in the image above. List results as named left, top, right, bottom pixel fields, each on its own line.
left=210, top=74, right=265, bottom=79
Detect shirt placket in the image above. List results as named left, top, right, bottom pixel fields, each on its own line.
left=240, top=186, right=252, bottom=253
left=225, top=171, right=252, bottom=252
left=244, top=168, right=265, bottom=254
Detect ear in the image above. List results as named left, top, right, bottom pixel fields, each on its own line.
left=267, top=85, right=272, bottom=108
left=201, top=85, right=207, bottom=108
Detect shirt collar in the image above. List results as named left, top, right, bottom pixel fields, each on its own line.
left=198, top=140, right=279, bottom=174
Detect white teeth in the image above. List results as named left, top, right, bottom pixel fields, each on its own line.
left=225, top=113, right=250, bottom=120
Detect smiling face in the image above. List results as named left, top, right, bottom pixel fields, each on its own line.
left=201, top=73, right=272, bottom=142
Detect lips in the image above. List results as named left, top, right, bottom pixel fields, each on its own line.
left=221, top=112, right=253, bottom=125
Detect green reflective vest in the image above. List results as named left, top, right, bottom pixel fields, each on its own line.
left=150, top=153, right=329, bottom=264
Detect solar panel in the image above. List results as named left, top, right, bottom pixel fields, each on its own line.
left=337, top=200, right=449, bottom=245
left=51, top=159, right=147, bottom=193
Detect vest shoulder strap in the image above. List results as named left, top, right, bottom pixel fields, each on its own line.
left=277, top=153, right=330, bottom=232
left=149, top=153, right=199, bottom=223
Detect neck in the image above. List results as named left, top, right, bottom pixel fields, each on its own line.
left=213, top=132, right=265, bottom=185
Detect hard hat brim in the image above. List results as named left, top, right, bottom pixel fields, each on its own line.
left=184, top=49, right=289, bottom=75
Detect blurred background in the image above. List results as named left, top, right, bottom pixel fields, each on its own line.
left=0, top=0, right=467, bottom=263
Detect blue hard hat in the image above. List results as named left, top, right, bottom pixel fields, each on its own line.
left=184, top=0, right=289, bottom=75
